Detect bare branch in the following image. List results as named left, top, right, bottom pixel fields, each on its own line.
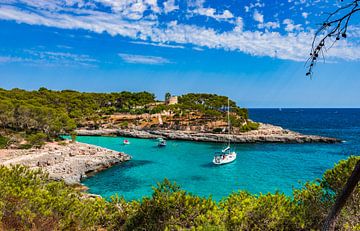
left=306, top=0, right=360, bottom=77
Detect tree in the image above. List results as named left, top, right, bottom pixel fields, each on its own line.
left=307, top=1, right=360, bottom=230
left=165, top=92, right=171, bottom=102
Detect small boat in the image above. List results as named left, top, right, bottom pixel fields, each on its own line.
left=123, top=139, right=130, bottom=145
left=157, top=138, right=166, bottom=147
left=213, top=146, right=237, bottom=165
left=213, top=98, right=237, bottom=165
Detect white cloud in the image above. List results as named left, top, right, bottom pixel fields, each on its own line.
left=233, top=17, right=244, bottom=32
left=253, top=10, right=264, bottom=23
left=163, top=0, right=179, bottom=13
left=0, top=56, right=24, bottom=63
left=0, top=49, right=98, bottom=67
left=130, top=41, right=185, bottom=49
left=0, top=1, right=360, bottom=62
left=192, top=7, right=234, bottom=21
left=245, top=1, right=265, bottom=11
left=118, top=53, right=171, bottom=64
left=302, top=12, right=309, bottom=19
left=283, top=18, right=303, bottom=32
left=193, top=47, right=204, bottom=51
left=258, top=21, right=280, bottom=30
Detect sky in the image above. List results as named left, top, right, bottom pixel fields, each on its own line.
left=0, top=0, right=360, bottom=108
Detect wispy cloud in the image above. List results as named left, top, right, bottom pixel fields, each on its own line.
left=0, top=49, right=98, bottom=67
left=130, top=41, right=185, bottom=49
left=0, top=1, right=360, bottom=62
left=118, top=53, right=171, bottom=65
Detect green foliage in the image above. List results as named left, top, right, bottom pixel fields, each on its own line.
left=125, top=179, right=223, bottom=230
left=321, top=156, right=360, bottom=230
left=0, top=165, right=125, bottom=230
left=25, top=132, right=48, bottom=148
left=150, top=105, right=167, bottom=114
left=221, top=191, right=303, bottom=230
left=0, top=88, right=156, bottom=136
left=0, top=135, right=9, bottom=148
left=240, top=121, right=260, bottom=132
left=176, top=93, right=250, bottom=124
left=165, top=92, right=171, bottom=101
left=0, top=156, right=359, bottom=230
left=119, top=121, right=129, bottom=128
left=0, top=89, right=256, bottom=137
left=70, top=131, right=77, bottom=143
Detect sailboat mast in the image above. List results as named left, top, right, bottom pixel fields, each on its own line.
left=227, top=98, right=230, bottom=147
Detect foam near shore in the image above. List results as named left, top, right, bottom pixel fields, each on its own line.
left=75, top=123, right=341, bottom=144
left=0, top=141, right=131, bottom=184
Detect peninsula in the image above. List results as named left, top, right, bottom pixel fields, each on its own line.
left=0, top=88, right=340, bottom=152
left=0, top=140, right=131, bottom=184
left=75, top=122, right=339, bottom=143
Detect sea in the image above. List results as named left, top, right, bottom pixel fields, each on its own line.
left=76, top=109, right=360, bottom=201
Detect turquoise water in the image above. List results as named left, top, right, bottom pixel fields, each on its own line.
left=78, top=109, right=360, bottom=201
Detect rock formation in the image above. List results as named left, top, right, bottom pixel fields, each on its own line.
left=0, top=141, right=131, bottom=184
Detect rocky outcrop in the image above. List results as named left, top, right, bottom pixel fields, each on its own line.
left=75, top=123, right=341, bottom=144
left=0, top=142, right=131, bottom=184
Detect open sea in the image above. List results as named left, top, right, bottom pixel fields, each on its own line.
left=77, top=109, right=360, bottom=201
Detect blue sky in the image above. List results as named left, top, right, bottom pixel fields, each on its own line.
left=0, top=0, right=360, bottom=107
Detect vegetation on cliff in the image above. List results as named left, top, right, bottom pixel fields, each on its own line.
left=0, top=156, right=358, bottom=230
left=0, top=88, right=257, bottom=148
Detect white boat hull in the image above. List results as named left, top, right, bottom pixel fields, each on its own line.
left=213, top=152, right=237, bottom=165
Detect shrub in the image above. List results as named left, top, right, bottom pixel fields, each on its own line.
left=240, top=121, right=260, bottom=132
left=70, top=131, right=77, bottom=143
left=124, top=179, right=223, bottom=230
left=212, top=128, right=223, bottom=133
left=221, top=191, right=303, bottom=230
left=25, top=132, right=48, bottom=148
left=0, top=165, right=124, bottom=230
left=120, top=121, right=129, bottom=128
left=0, top=135, right=9, bottom=149
left=321, top=156, right=360, bottom=230
left=0, top=157, right=359, bottom=230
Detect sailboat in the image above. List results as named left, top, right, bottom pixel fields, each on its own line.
left=212, top=99, right=237, bottom=165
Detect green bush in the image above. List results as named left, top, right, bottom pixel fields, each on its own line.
left=321, top=156, right=360, bottom=230
left=120, top=121, right=129, bottom=128
left=25, top=132, right=48, bottom=148
left=240, top=121, right=260, bottom=132
left=0, top=157, right=359, bottom=230
left=125, top=179, right=223, bottom=230
left=0, top=135, right=9, bottom=149
left=0, top=165, right=125, bottom=230
left=70, top=131, right=77, bottom=143
left=221, top=191, right=302, bottom=230
left=212, top=128, right=223, bottom=133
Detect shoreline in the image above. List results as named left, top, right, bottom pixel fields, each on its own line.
left=75, top=123, right=341, bottom=144
left=0, top=141, right=131, bottom=185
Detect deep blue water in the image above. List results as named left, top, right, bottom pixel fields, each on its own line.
left=78, top=109, right=360, bottom=201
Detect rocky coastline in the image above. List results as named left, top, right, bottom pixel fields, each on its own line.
left=76, top=123, right=341, bottom=144
left=0, top=141, right=131, bottom=184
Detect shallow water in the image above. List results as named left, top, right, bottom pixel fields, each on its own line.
left=78, top=109, right=360, bottom=201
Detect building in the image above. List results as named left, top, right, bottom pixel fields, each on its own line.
left=165, top=96, right=178, bottom=105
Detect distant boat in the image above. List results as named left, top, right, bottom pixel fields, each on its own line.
left=157, top=138, right=167, bottom=147
left=123, top=139, right=130, bottom=145
left=213, top=99, right=237, bottom=165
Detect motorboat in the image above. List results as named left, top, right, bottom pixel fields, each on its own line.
left=157, top=138, right=167, bottom=147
